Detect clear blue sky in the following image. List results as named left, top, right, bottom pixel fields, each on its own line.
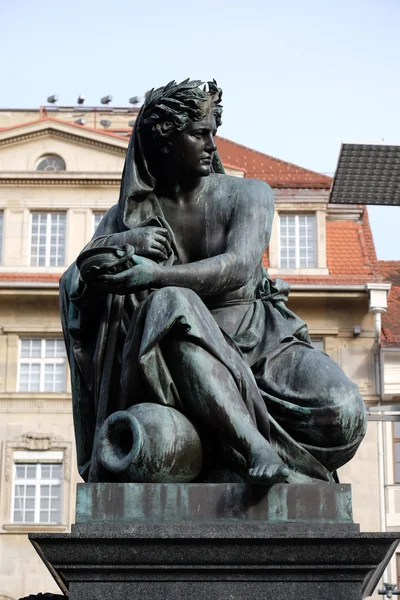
left=1, top=0, right=399, bottom=259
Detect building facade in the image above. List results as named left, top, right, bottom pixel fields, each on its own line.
left=0, top=108, right=394, bottom=598
left=373, top=261, right=400, bottom=587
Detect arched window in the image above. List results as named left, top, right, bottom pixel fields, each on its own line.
left=36, top=155, right=66, bottom=172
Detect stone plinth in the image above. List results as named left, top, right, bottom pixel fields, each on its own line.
left=30, top=483, right=399, bottom=600
left=75, top=481, right=354, bottom=524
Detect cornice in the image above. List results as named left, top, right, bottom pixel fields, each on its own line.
left=0, top=127, right=127, bottom=155
left=0, top=175, right=120, bottom=186
left=327, top=205, right=364, bottom=221
left=5, top=431, right=72, bottom=482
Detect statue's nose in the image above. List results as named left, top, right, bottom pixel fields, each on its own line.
left=205, top=133, right=217, bottom=153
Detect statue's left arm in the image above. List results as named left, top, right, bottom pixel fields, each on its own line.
left=95, top=179, right=274, bottom=296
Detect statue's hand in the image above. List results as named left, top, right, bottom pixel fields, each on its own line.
left=123, top=227, right=171, bottom=262
left=91, top=254, right=161, bottom=294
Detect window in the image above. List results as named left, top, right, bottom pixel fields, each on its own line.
left=12, top=455, right=63, bottom=524
left=30, top=212, right=66, bottom=266
left=0, top=210, right=3, bottom=264
left=36, top=155, right=66, bottom=172
left=93, top=211, right=105, bottom=234
left=311, top=338, right=324, bottom=352
left=394, top=422, right=400, bottom=483
left=279, top=214, right=316, bottom=269
left=18, top=339, right=66, bottom=392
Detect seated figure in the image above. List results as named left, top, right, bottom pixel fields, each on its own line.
left=60, top=79, right=367, bottom=485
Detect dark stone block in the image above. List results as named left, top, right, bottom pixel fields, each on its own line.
left=18, top=595, right=65, bottom=600
left=68, top=581, right=366, bottom=600
left=30, top=524, right=399, bottom=599
left=28, top=484, right=400, bottom=599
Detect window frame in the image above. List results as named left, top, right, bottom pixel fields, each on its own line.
left=0, top=210, right=3, bottom=265
left=29, top=211, right=66, bottom=267
left=311, top=338, right=324, bottom=352
left=17, top=338, right=66, bottom=393
left=93, top=211, right=106, bottom=235
left=35, top=154, right=66, bottom=172
left=393, top=422, right=400, bottom=484
left=278, top=213, right=317, bottom=269
left=3, top=433, right=72, bottom=533
left=11, top=452, right=63, bottom=525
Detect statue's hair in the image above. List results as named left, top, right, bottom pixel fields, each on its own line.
left=141, top=79, right=223, bottom=142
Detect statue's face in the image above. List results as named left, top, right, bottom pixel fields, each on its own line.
left=168, top=109, right=218, bottom=177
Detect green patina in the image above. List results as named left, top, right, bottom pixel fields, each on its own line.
left=75, top=482, right=354, bottom=524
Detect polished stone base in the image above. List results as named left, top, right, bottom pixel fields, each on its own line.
left=30, top=483, right=399, bottom=600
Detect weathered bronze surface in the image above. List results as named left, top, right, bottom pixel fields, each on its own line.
left=75, top=482, right=354, bottom=524
left=60, top=79, right=367, bottom=486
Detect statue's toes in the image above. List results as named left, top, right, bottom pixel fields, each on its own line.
left=248, top=464, right=289, bottom=485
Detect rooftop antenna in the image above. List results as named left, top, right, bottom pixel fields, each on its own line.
left=77, top=95, right=86, bottom=105
left=100, top=95, right=113, bottom=105
left=47, top=95, right=58, bottom=104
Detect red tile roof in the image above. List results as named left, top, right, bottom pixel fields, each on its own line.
left=215, top=137, right=332, bottom=189
left=378, top=261, right=400, bottom=347
left=325, top=207, right=379, bottom=280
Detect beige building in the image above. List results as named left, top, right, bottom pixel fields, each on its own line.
left=373, top=261, right=400, bottom=587
left=0, top=107, right=395, bottom=598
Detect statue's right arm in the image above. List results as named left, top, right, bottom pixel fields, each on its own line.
left=81, top=227, right=171, bottom=262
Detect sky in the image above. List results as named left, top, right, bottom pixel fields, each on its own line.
left=1, top=0, right=399, bottom=259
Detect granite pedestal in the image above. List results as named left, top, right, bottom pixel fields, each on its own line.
left=30, top=483, right=399, bottom=600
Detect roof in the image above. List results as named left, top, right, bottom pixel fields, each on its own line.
left=0, top=117, right=130, bottom=142
left=378, top=261, right=400, bottom=347
left=215, top=137, right=332, bottom=189
left=325, top=207, right=380, bottom=283
left=330, top=143, right=400, bottom=206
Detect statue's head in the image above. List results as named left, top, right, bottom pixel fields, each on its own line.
left=139, top=79, right=223, bottom=178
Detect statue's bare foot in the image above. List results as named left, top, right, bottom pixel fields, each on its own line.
left=248, top=463, right=289, bottom=485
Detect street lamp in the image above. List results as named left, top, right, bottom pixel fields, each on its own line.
left=378, top=583, right=400, bottom=598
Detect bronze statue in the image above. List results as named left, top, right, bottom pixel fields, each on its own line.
left=60, top=79, right=367, bottom=485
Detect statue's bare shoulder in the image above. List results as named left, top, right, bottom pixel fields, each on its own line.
left=208, top=173, right=274, bottom=223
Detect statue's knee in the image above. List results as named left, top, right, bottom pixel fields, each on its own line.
left=153, top=286, right=199, bottom=303
left=152, top=285, right=180, bottom=300
left=331, top=383, right=367, bottom=446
